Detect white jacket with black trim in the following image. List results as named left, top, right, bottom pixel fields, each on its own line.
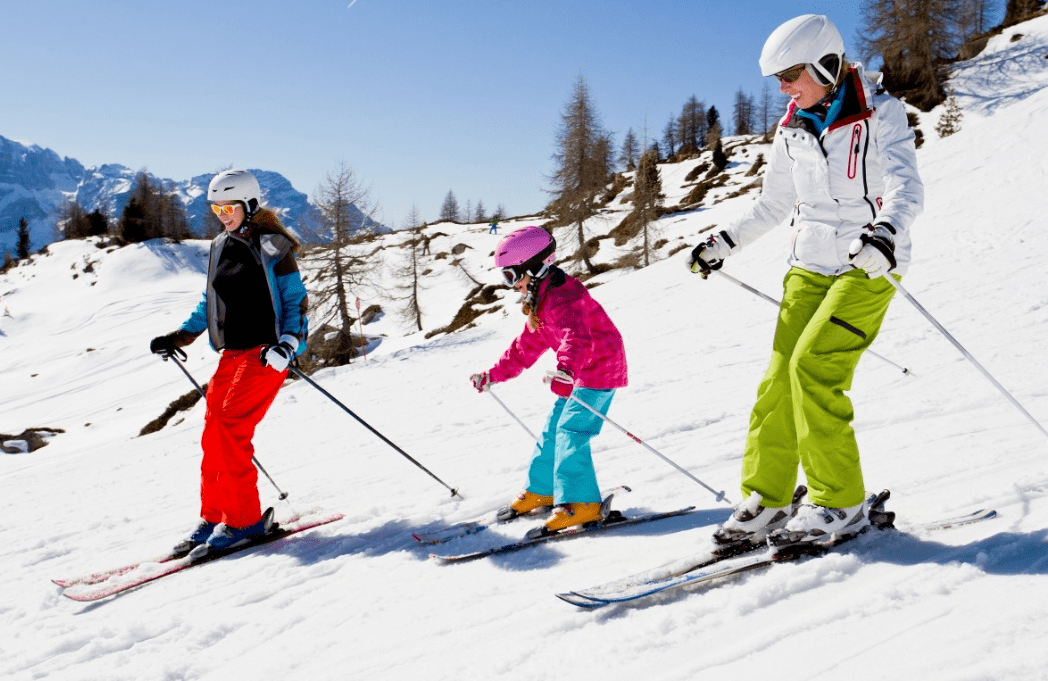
left=722, top=63, right=924, bottom=277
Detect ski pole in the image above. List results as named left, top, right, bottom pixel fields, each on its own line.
left=885, top=277, right=1048, bottom=442
left=558, top=386, right=731, bottom=506
left=713, top=270, right=912, bottom=376
left=487, top=389, right=540, bottom=444
left=163, top=353, right=290, bottom=500
left=288, top=365, right=463, bottom=498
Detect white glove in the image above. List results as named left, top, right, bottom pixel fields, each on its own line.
left=259, top=334, right=299, bottom=372
left=470, top=372, right=492, bottom=393
left=848, top=223, right=897, bottom=279
left=543, top=369, right=575, bottom=398
left=686, top=231, right=737, bottom=277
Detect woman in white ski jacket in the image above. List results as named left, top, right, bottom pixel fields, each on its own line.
left=687, top=14, right=924, bottom=549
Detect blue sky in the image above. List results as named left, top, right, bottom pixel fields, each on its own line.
left=0, top=1, right=970, bottom=228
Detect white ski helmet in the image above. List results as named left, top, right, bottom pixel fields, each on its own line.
left=759, top=14, right=845, bottom=86
left=208, top=169, right=261, bottom=215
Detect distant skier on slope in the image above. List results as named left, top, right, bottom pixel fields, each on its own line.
left=149, top=169, right=309, bottom=555
left=469, top=226, right=628, bottom=533
left=685, top=15, right=924, bottom=550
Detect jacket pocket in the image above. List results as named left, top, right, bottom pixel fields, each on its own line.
left=791, top=222, right=839, bottom=269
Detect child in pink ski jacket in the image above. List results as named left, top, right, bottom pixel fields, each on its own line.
left=470, top=226, right=628, bottom=534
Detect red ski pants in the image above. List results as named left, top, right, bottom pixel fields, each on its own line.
left=199, top=348, right=287, bottom=528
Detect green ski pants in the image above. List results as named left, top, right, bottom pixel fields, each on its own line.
left=740, top=267, right=899, bottom=509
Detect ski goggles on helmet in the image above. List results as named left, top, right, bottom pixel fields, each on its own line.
left=775, top=64, right=807, bottom=83
left=210, top=203, right=239, bottom=216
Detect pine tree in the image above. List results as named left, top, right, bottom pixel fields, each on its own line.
left=759, top=81, right=775, bottom=141
left=859, top=0, right=958, bottom=111
left=86, top=208, right=109, bottom=236
left=706, top=106, right=721, bottom=148
left=116, top=172, right=191, bottom=243
left=662, top=115, right=677, bottom=159
left=677, top=96, right=706, bottom=155
left=619, top=129, right=640, bottom=171
left=733, top=89, right=755, bottom=135
left=396, top=206, right=426, bottom=332
left=59, top=199, right=91, bottom=240
left=16, top=217, right=31, bottom=259
left=547, top=74, right=613, bottom=274
left=440, top=191, right=460, bottom=223
left=305, top=162, right=379, bottom=367
left=632, top=148, right=663, bottom=267
left=935, top=89, right=964, bottom=137
left=118, top=197, right=147, bottom=243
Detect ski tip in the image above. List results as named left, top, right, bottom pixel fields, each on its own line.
left=555, top=592, right=608, bottom=609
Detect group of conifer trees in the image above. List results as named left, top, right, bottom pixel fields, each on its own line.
left=59, top=170, right=197, bottom=245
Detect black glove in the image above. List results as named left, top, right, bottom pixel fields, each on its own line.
left=150, top=333, right=186, bottom=361
left=686, top=231, right=736, bottom=277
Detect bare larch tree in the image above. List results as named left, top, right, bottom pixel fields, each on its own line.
left=547, top=74, right=613, bottom=274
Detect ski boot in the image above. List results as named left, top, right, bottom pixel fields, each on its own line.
left=173, top=519, right=217, bottom=555
left=189, top=507, right=276, bottom=559
left=496, top=490, right=553, bottom=522
left=522, top=502, right=604, bottom=540
left=767, top=491, right=882, bottom=551
left=712, top=485, right=807, bottom=556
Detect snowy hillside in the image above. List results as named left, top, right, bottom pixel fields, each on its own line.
left=2, top=15, right=1048, bottom=681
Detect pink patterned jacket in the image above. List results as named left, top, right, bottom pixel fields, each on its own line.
left=488, top=270, right=628, bottom=390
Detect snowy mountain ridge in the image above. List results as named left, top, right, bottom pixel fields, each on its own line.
left=0, top=136, right=362, bottom=255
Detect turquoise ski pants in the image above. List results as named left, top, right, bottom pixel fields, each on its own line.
left=525, top=388, right=615, bottom=504
left=740, top=268, right=898, bottom=509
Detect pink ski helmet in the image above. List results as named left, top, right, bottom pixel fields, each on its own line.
left=495, top=226, right=557, bottom=285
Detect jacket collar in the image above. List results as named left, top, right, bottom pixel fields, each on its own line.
left=782, top=65, right=876, bottom=136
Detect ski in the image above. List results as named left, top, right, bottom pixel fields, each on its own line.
left=57, top=510, right=345, bottom=602
left=413, top=485, right=633, bottom=545
left=556, top=498, right=996, bottom=609
left=52, top=508, right=339, bottom=588
left=430, top=506, right=697, bottom=563
left=52, top=551, right=187, bottom=589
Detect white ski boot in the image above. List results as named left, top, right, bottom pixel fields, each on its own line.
left=712, top=485, right=806, bottom=549
left=767, top=500, right=870, bottom=549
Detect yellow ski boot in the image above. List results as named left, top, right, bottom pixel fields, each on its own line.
left=496, top=490, right=554, bottom=522
left=542, top=502, right=604, bottom=533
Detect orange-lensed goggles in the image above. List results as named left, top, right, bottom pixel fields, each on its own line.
left=210, top=204, right=238, bottom=216
left=775, top=64, right=807, bottom=83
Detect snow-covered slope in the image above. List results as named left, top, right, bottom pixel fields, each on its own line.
left=1, top=16, right=1047, bottom=681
